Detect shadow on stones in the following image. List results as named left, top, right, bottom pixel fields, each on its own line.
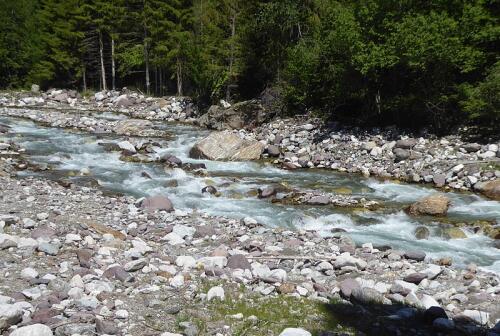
left=320, top=301, right=492, bottom=336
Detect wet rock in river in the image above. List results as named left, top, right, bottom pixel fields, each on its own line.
left=414, top=226, right=430, bottom=240
left=190, top=131, right=264, bottom=161
left=258, top=186, right=277, bottom=199
left=474, top=179, right=500, bottom=200
left=202, top=186, right=217, bottom=195
left=114, top=119, right=153, bottom=135
left=441, top=227, right=467, bottom=239
left=408, top=194, right=450, bottom=216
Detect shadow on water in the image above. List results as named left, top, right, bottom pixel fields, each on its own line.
left=318, top=300, right=495, bottom=336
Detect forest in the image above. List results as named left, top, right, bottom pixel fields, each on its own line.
left=0, top=0, right=498, bottom=132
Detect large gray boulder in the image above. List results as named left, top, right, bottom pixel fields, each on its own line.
left=0, top=304, right=23, bottom=331
left=198, top=100, right=270, bottom=130
left=190, top=131, right=264, bottom=161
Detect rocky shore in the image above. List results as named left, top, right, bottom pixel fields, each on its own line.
left=0, top=88, right=499, bottom=335
left=0, top=169, right=499, bottom=336
left=1, top=88, right=499, bottom=200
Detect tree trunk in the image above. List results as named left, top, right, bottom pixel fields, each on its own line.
left=99, top=31, right=107, bottom=91
left=226, top=13, right=236, bottom=101
left=176, top=58, right=183, bottom=96
left=111, top=37, right=116, bottom=91
left=144, top=43, right=150, bottom=95
left=83, top=66, right=87, bottom=92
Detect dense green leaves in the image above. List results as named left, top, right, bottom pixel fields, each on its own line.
left=0, top=0, right=498, bottom=132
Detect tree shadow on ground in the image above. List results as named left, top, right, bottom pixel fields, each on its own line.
left=320, top=300, right=494, bottom=336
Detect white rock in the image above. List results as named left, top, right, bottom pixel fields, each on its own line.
left=279, top=328, right=312, bottom=336
left=118, top=141, right=136, bottom=154
left=0, top=304, right=23, bottom=331
left=172, top=224, right=195, bottom=238
left=161, top=333, right=183, bottom=336
left=207, top=286, right=225, bottom=301
left=175, top=256, right=196, bottom=269
left=197, top=256, right=227, bottom=269
left=169, top=275, right=184, bottom=288
left=421, top=264, right=442, bottom=280
left=65, top=233, right=82, bottom=244
left=36, top=213, right=49, bottom=221
left=20, top=268, right=38, bottom=279
left=463, top=309, right=490, bottom=325
left=163, top=232, right=185, bottom=245
left=10, top=324, right=53, bottom=336
left=421, top=294, right=440, bottom=309
left=115, top=309, right=129, bottom=319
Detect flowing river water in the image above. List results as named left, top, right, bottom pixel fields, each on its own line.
left=1, top=113, right=499, bottom=273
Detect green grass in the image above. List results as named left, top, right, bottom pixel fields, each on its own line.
left=174, top=280, right=353, bottom=336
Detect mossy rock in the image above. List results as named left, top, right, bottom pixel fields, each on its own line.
left=334, top=187, right=353, bottom=194
left=415, top=226, right=430, bottom=240
left=441, top=227, right=467, bottom=239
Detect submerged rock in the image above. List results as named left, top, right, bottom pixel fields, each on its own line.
left=189, top=131, right=264, bottom=161
left=475, top=179, right=500, bottom=200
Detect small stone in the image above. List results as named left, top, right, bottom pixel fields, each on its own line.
left=279, top=328, right=312, bottom=336
left=207, top=286, right=225, bottom=301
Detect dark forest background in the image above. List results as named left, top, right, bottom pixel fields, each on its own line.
left=0, top=0, right=498, bottom=132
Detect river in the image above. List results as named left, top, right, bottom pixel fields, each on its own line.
left=1, top=113, right=499, bottom=273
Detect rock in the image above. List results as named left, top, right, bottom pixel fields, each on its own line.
left=141, top=195, right=174, bottom=212
left=37, top=242, right=60, bottom=255
left=422, top=264, right=442, bottom=280
left=124, top=258, right=147, bottom=272
left=442, top=227, right=467, bottom=239
left=207, top=286, right=225, bottom=301
left=462, top=143, right=482, bottom=153
left=198, top=100, right=270, bottom=130
left=54, top=323, right=95, bottom=336
left=334, top=253, right=367, bottom=270
left=95, top=92, right=106, bottom=101
left=279, top=328, right=312, bottom=336
left=351, top=287, right=385, bottom=304
left=421, top=294, right=440, bottom=309
left=403, top=273, right=427, bottom=284
left=404, top=250, right=426, bottom=261
left=53, top=93, right=68, bottom=103
left=227, top=254, right=251, bottom=270
left=393, top=148, right=411, bottom=162
left=339, top=278, right=360, bottom=298
left=267, top=145, right=281, bottom=157
left=10, top=324, right=53, bottom=336
left=189, top=131, right=264, bottom=161
left=278, top=283, right=296, bottom=294
left=31, top=84, right=40, bottom=93
left=161, top=154, right=183, bottom=166
left=433, top=318, right=455, bottom=332
left=396, top=138, right=417, bottom=149
left=414, top=226, right=430, bottom=240
left=306, top=195, right=330, bottom=205
left=408, top=194, right=450, bottom=216
left=118, top=141, right=136, bottom=154
left=475, top=179, right=500, bottom=200
left=424, top=306, right=448, bottom=323
left=433, top=174, right=446, bottom=187
left=258, top=186, right=277, bottom=199
left=95, top=319, right=119, bottom=335
left=0, top=304, right=22, bottom=331
left=202, top=186, right=217, bottom=195
left=462, top=309, right=490, bottom=325
left=115, top=95, right=132, bottom=107
left=114, top=119, right=153, bottom=135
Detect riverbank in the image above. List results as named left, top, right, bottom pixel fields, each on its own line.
left=0, top=168, right=499, bottom=335
left=1, top=89, right=499, bottom=200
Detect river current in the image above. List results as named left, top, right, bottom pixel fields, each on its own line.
left=1, top=113, right=499, bottom=273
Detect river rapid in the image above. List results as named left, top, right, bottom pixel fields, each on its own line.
left=1, top=114, right=499, bottom=273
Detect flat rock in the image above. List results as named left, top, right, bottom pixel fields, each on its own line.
left=189, top=131, right=264, bottom=161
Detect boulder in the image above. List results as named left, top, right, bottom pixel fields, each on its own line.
left=279, top=328, right=311, bottom=336
left=141, top=195, right=174, bottom=212
left=393, top=148, right=411, bottom=162
left=114, top=119, right=153, bottom=135
left=189, top=131, right=264, bottom=161
left=414, top=226, right=430, bottom=240
left=0, top=304, right=22, bottom=331
left=31, top=84, right=40, bottom=93
left=198, top=100, right=270, bottom=130
left=267, top=145, right=281, bottom=157
left=115, top=95, right=132, bottom=107
left=408, top=194, right=450, bottom=216
left=462, top=143, right=482, bottom=153
left=474, top=179, right=500, bottom=200
left=441, top=227, right=467, bottom=239
left=53, top=93, right=68, bottom=103
left=395, top=138, right=417, bottom=149
left=10, top=324, right=53, bottom=336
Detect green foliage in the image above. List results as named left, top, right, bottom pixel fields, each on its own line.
left=1, top=0, right=498, bottom=132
